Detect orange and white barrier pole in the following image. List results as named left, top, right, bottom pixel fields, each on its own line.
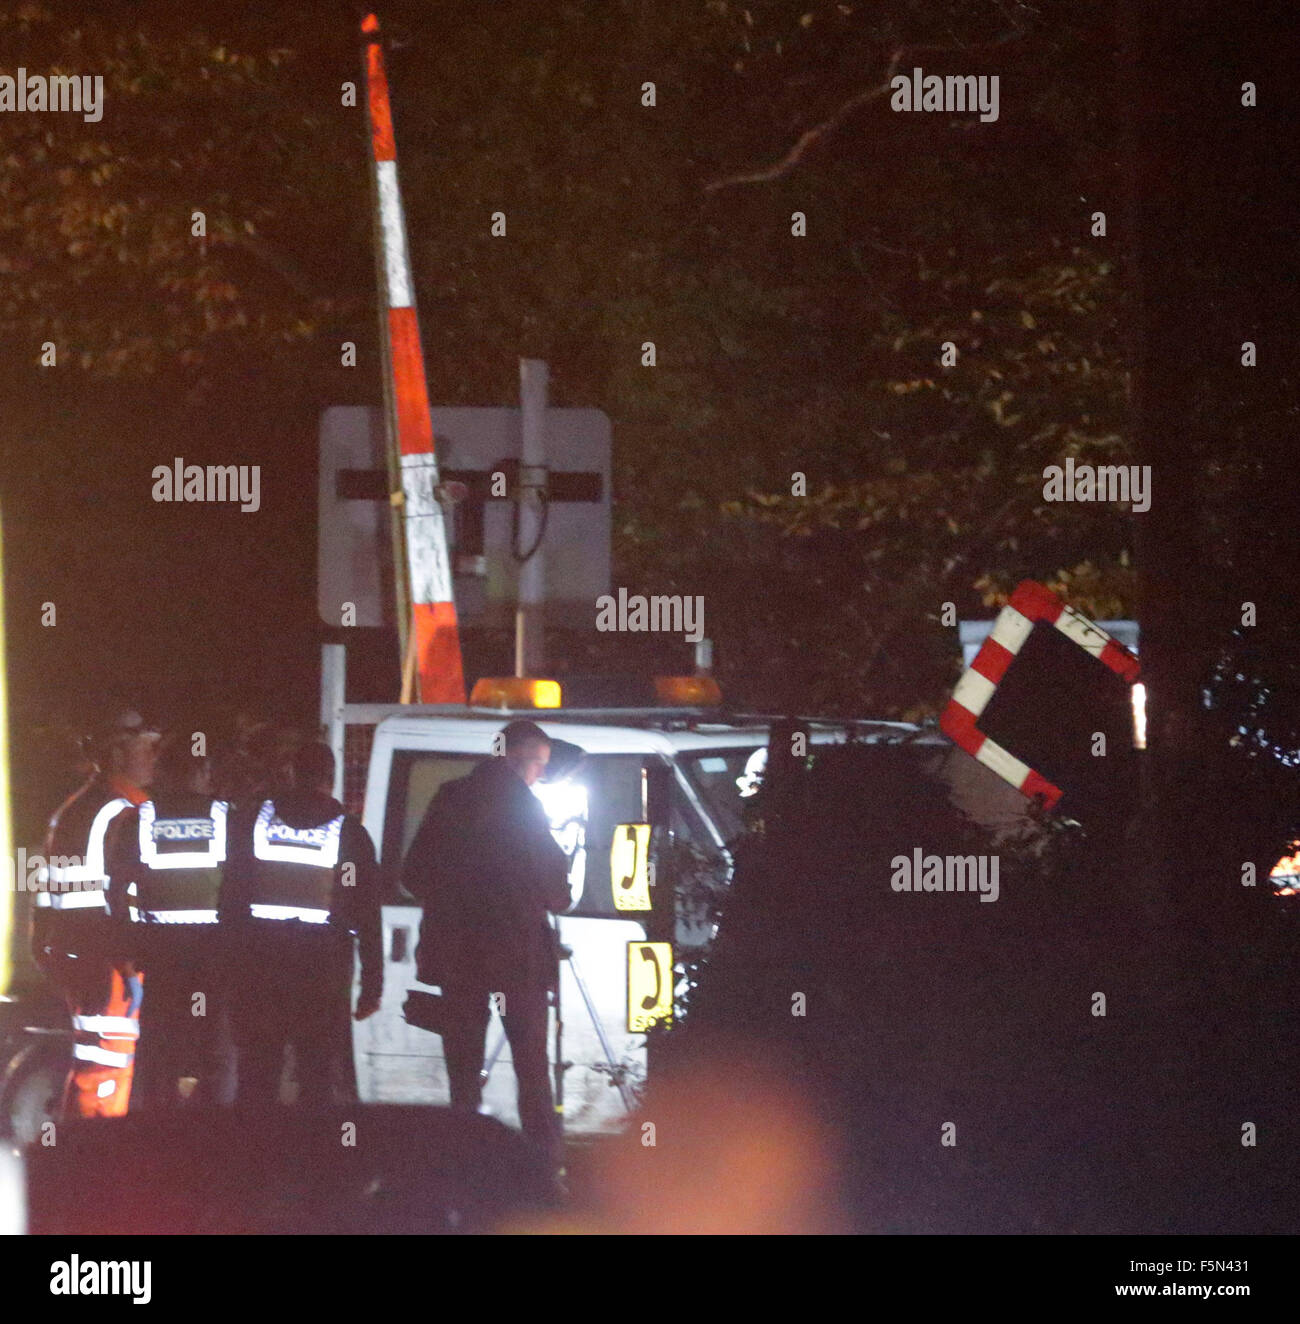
left=361, top=12, right=466, bottom=703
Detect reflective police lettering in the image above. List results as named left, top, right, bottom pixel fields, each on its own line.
left=252, top=800, right=344, bottom=868
left=153, top=818, right=216, bottom=841
left=265, top=821, right=330, bottom=847
left=138, top=800, right=227, bottom=870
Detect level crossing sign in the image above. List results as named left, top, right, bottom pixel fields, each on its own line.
left=941, top=581, right=1141, bottom=813
left=318, top=405, right=610, bottom=631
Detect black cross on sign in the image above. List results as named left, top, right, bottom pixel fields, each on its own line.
left=336, top=461, right=603, bottom=566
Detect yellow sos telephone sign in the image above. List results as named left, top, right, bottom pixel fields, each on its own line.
left=627, top=941, right=673, bottom=1032
left=610, top=822, right=651, bottom=911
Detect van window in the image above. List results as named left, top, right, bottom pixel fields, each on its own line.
left=381, top=751, right=477, bottom=898
left=679, top=749, right=762, bottom=842
left=383, top=749, right=647, bottom=917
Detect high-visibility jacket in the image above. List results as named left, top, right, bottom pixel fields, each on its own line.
left=247, top=799, right=345, bottom=925
left=133, top=796, right=229, bottom=924
left=34, top=774, right=144, bottom=944
left=221, top=793, right=384, bottom=1012
left=34, top=773, right=148, bottom=1119
left=35, top=787, right=132, bottom=918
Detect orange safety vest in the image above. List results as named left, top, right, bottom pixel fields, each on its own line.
left=38, top=774, right=148, bottom=1119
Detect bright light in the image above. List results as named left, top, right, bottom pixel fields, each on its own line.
left=1269, top=842, right=1300, bottom=890
left=534, top=778, right=588, bottom=907
left=534, top=778, right=587, bottom=829
left=737, top=747, right=766, bottom=798
left=0, top=1146, right=24, bottom=1235
left=1132, top=682, right=1147, bottom=750
left=0, top=507, right=12, bottom=997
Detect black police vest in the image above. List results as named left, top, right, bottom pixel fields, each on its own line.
left=135, top=797, right=228, bottom=923
left=248, top=800, right=344, bottom=924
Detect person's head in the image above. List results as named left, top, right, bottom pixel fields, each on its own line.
left=291, top=741, right=336, bottom=797
left=500, top=720, right=551, bottom=786
left=153, top=736, right=212, bottom=797
left=98, top=710, right=161, bottom=788
left=250, top=724, right=301, bottom=798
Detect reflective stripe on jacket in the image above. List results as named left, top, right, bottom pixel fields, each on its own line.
left=133, top=798, right=228, bottom=923
left=34, top=795, right=131, bottom=911
left=247, top=800, right=343, bottom=924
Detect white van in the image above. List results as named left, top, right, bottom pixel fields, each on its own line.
left=348, top=699, right=1030, bottom=1135
left=1, top=691, right=1028, bottom=1143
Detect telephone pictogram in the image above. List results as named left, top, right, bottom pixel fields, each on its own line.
left=611, top=822, right=651, bottom=911
left=638, top=945, right=660, bottom=1009
left=627, top=940, right=672, bottom=1032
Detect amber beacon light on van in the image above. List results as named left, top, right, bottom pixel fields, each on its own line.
left=467, top=676, right=723, bottom=709
left=469, top=677, right=564, bottom=709
left=652, top=676, right=721, bottom=707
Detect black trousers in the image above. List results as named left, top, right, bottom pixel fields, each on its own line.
left=131, top=945, right=236, bottom=1111
left=440, top=981, right=561, bottom=1164
left=230, top=928, right=357, bottom=1107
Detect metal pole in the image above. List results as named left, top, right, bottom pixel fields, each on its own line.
left=567, top=952, right=635, bottom=1113
left=642, top=761, right=674, bottom=1085
left=515, top=358, right=548, bottom=676
left=320, top=643, right=347, bottom=803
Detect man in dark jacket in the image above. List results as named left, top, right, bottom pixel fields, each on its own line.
left=403, top=720, right=572, bottom=1166
left=222, top=741, right=383, bottom=1106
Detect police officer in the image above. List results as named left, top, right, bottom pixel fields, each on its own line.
left=222, top=741, right=382, bottom=1106
left=33, top=710, right=159, bottom=1118
left=403, top=720, right=572, bottom=1171
left=105, top=737, right=236, bottom=1109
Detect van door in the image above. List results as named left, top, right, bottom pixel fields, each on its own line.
left=546, top=752, right=652, bottom=1130
left=355, top=747, right=652, bottom=1135
left=354, top=750, right=476, bottom=1107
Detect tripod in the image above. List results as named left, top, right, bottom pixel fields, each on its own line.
left=478, top=918, right=637, bottom=1118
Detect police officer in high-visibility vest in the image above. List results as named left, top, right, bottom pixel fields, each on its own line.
left=105, top=738, right=236, bottom=1110
left=33, top=710, right=159, bottom=1119
left=222, top=741, right=382, bottom=1105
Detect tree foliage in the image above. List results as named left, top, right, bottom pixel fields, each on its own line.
left=0, top=0, right=1280, bottom=764
left=0, top=3, right=363, bottom=377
